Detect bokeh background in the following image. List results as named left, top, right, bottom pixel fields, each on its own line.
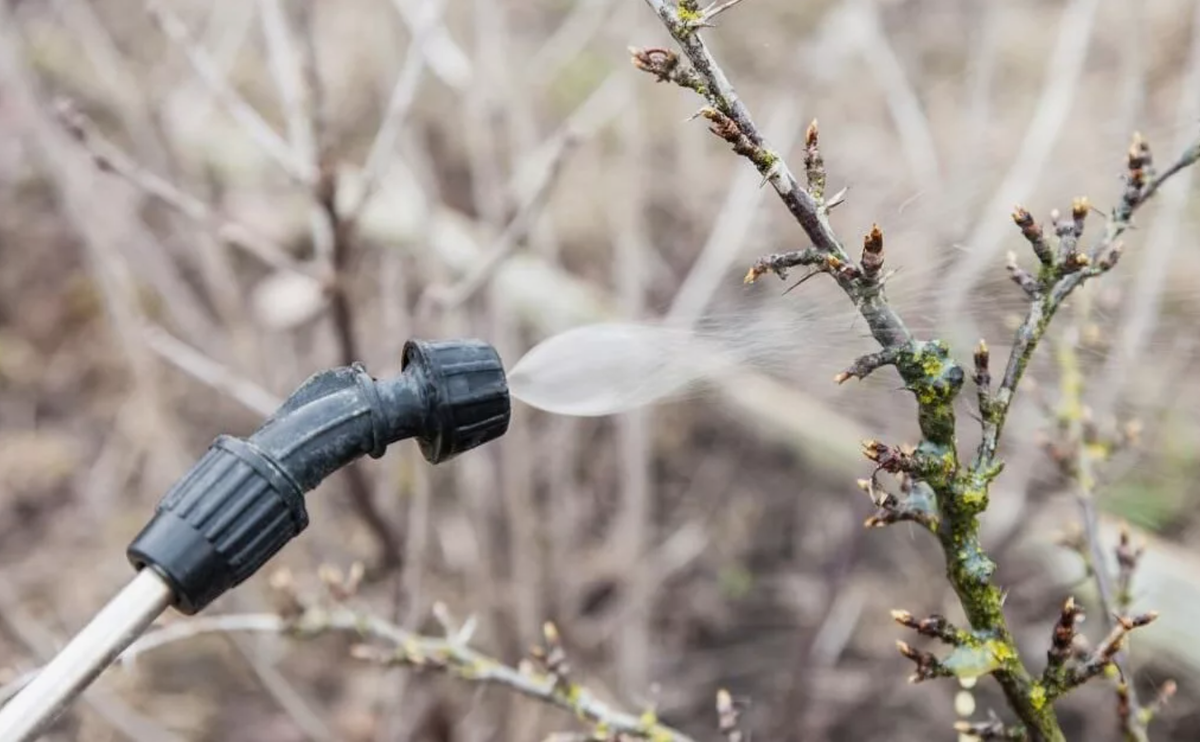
left=1, top=0, right=1199, bottom=739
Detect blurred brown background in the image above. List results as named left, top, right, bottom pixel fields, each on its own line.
left=1, top=0, right=1199, bottom=739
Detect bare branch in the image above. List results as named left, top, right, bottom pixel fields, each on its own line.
left=417, top=131, right=580, bottom=318
left=142, top=324, right=281, bottom=417
left=891, top=610, right=972, bottom=646
left=1049, top=613, right=1159, bottom=698
left=896, top=640, right=954, bottom=683
left=88, top=574, right=696, bottom=742
left=974, top=130, right=1200, bottom=473
left=145, top=0, right=315, bottom=184
left=635, top=3, right=1200, bottom=740
left=52, top=99, right=309, bottom=276
left=352, top=0, right=448, bottom=220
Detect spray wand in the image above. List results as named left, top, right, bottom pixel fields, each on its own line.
left=0, top=338, right=511, bottom=742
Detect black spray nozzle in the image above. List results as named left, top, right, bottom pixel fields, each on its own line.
left=127, top=338, right=510, bottom=614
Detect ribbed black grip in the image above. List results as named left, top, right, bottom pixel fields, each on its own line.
left=402, top=339, right=510, bottom=463
left=127, top=436, right=307, bottom=614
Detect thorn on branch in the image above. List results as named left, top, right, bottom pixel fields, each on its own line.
left=835, top=347, right=900, bottom=384
left=1006, top=251, right=1041, bottom=298
left=805, top=119, right=826, bottom=201
left=825, top=185, right=848, bottom=211
left=715, top=688, right=745, bottom=742
left=1012, top=206, right=1054, bottom=267
left=891, top=610, right=969, bottom=646
left=897, top=640, right=954, bottom=683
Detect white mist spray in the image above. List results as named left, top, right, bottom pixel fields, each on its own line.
left=506, top=322, right=726, bottom=416
left=506, top=296, right=851, bottom=416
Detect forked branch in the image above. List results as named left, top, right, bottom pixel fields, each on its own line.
left=632, top=2, right=1200, bottom=739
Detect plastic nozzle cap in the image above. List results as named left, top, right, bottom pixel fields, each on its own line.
left=402, top=339, right=511, bottom=463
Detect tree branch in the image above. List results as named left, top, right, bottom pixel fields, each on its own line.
left=632, top=3, right=1200, bottom=740
left=975, top=132, right=1200, bottom=473
left=18, top=569, right=698, bottom=742
left=52, top=100, right=309, bottom=277
left=145, top=0, right=315, bottom=184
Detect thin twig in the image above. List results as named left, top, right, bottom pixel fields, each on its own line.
left=142, top=324, right=281, bottom=417
left=1052, top=312, right=1150, bottom=739
left=699, top=0, right=750, bottom=23
left=1095, top=2, right=1200, bottom=417
left=257, top=0, right=316, bottom=168
left=103, top=604, right=694, bottom=742
left=975, top=134, right=1200, bottom=472
left=388, top=0, right=472, bottom=90
left=526, top=0, right=620, bottom=87
left=145, top=0, right=315, bottom=184
left=262, top=0, right=403, bottom=570
left=416, top=130, right=580, bottom=319
left=353, top=0, right=447, bottom=219
left=850, top=0, right=941, bottom=185
left=52, top=99, right=309, bottom=276
left=937, top=0, right=1101, bottom=328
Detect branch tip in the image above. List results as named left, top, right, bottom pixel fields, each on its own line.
left=1070, top=197, right=1090, bottom=237
left=973, top=340, right=990, bottom=381
left=893, top=609, right=965, bottom=645
left=744, top=247, right=824, bottom=283
left=838, top=347, right=900, bottom=384
left=804, top=118, right=826, bottom=200
left=861, top=224, right=884, bottom=281
left=1011, top=205, right=1054, bottom=267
